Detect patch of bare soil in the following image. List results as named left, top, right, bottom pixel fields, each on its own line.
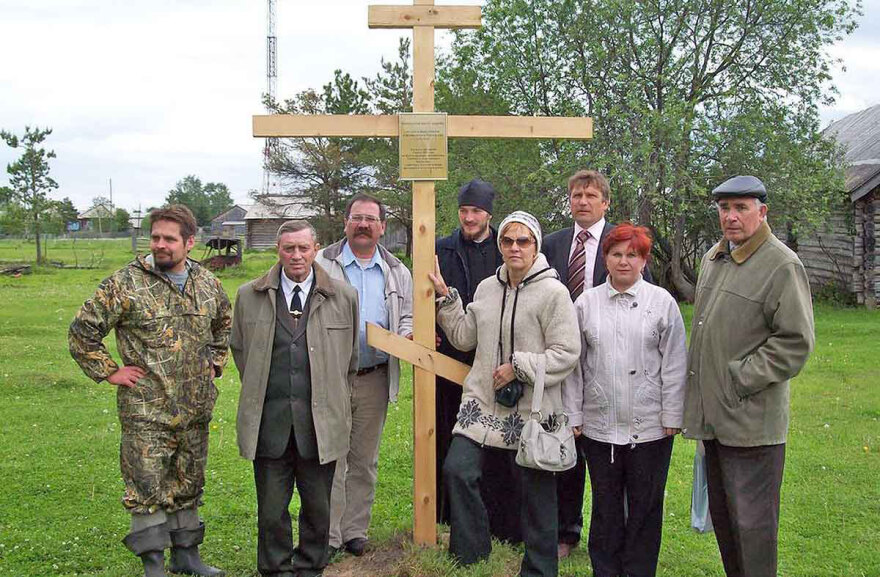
left=323, top=533, right=413, bottom=577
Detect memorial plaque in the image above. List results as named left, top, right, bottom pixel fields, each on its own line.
left=399, top=113, right=448, bottom=180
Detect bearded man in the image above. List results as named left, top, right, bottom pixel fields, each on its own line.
left=70, top=205, right=231, bottom=577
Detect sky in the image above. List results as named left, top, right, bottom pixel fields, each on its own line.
left=1, top=0, right=877, bottom=214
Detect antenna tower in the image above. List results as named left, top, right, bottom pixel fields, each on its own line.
left=262, top=0, right=278, bottom=195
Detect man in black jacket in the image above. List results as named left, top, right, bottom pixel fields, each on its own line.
left=435, top=179, right=520, bottom=541
left=542, top=169, right=653, bottom=558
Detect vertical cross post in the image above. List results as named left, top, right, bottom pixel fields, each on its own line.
left=410, top=0, right=437, bottom=545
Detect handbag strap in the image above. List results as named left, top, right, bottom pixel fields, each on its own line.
left=530, top=355, right=546, bottom=418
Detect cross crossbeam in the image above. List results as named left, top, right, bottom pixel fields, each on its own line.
left=253, top=114, right=593, bottom=139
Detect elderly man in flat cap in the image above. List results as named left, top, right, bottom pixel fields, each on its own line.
left=683, top=175, right=815, bottom=577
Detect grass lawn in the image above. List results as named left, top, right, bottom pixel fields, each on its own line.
left=0, top=238, right=877, bottom=577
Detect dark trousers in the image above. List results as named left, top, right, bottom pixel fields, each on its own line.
left=437, top=378, right=522, bottom=543
left=444, top=436, right=557, bottom=577
left=703, top=440, right=786, bottom=577
left=584, top=436, right=674, bottom=577
left=556, top=435, right=588, bottom=545
left=435, top=377, right=463, bottom=524
left=254, top=433, right=336, bottom=577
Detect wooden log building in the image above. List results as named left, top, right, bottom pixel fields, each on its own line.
left=797, top=104, right=879, bottom=308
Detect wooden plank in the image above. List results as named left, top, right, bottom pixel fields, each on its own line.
left=366, top=324, right=469, bottom=385
left=253, top=114, right=594, bottom=140
left=253, top=114, right=398, bottom=137
left=368, top=5, right=481, bottom=29
left=448, top=115, right=593, bottom=139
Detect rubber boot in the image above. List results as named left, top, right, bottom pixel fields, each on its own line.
left=123, top=524, right=171, bottom=577
left=168, top=522, right=225, bottom=577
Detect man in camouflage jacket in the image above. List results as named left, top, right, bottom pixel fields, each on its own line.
left=69, top=205, right=231, bottom=577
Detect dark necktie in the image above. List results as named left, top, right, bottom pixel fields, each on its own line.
left=290, top=285, right=303, bottom=320
left=567, top=230, right=590, bottom=301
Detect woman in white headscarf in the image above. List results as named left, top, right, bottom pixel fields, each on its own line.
left=429, top=211, right=580, bottom=577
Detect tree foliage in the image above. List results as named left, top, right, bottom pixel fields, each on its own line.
left=261, top=71, right=371, bottom=243
left=115, top=208, right=131, bottom=232
left=165, top=175, right=233, bottom=227
left=361, top=38, right=415, bottom=254
left=436, top=0, right=856, bottom=299
left=1, top=126, right=59, bottom=263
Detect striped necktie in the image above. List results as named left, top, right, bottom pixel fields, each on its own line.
left=567, top=230, right=590, bottom=301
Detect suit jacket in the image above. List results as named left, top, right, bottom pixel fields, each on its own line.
left=231, top=263, right=359, bottom=464
left=542, top=222, right=654, bottom=290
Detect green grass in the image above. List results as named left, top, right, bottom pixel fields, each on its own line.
left=0, top=239, right=877, bottom=577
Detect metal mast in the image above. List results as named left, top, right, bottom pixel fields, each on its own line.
left=262, top=0, right=278, bottom=195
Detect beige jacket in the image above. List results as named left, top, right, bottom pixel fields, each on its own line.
left=231, top=263, right=359, bottom=463
left=314, top=239, right=413, bottom=402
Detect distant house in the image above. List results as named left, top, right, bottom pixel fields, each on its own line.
left=797, top=104, right=879, bottom=307
left=210, top=205, right=248, bottom=238
left=77, top=203, right=114, bottom=232
left=241, top=197, right=409, bottom=253
left=244, top=197, right=319, bottom=249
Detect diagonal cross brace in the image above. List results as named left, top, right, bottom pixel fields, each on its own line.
left=366, top=323, right=468, bottom=386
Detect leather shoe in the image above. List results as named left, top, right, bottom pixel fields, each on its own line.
left=343, top=538, right=368, bottom=557
left=557, top=542, right=574, bottom=559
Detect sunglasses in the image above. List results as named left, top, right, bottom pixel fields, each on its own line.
left=500, top=236, right=535, bottom=249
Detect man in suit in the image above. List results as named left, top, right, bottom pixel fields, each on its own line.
left=231, top=220, right=359, bottom=577
left=543, top=169, right=653, bottom=558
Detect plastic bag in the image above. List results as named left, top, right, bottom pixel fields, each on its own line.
left=690, top=441, right=714, bottom=533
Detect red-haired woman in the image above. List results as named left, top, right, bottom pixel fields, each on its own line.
left=562, top=222, right=687, bottom=577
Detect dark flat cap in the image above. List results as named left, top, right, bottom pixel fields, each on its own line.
left=712, top=175, right=767, bottom=202
left=458, top=179, right=495, bottom=214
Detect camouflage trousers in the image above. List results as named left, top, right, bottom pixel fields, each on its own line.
left=120, top=420, right=211, bottom=515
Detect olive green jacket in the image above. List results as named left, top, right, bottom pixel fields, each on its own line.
left=683, top=221, right=814, bottom=446
left=69, top=255, right=232, bottom=427
left=231, top=263, right=359, bottom=464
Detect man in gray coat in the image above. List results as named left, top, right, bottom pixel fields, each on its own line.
left=683, top=176, right=814, bottom=577
left=231, top=220, right=358, bottom=577
left=315, top=193, right=413, bottom=556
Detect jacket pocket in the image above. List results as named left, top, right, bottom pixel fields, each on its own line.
left=324, top=324, right=354, bottom=369
left=721, top=364, right=743, bottom=407
left=583, top=379, right=610, bottom=431
left=634, top=378, right=662, bottom=430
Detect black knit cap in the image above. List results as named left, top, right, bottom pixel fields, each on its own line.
left=458, top=179, right=495, bottom=214
left=712, top=175, right=767, bottom=202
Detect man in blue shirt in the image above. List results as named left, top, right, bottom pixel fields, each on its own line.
left=315, top=194, right=413, bottom=557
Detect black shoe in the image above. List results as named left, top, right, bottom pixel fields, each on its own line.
left=343, top=538, right=368, bottom=557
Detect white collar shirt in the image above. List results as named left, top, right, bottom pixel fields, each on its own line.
left=280, top=267, right=314, bottom=310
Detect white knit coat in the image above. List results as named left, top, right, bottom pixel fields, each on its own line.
left=437, top=253, right=581, bottom=450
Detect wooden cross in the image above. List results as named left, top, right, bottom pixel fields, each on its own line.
left=253, top=0, right=592, bottom=546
